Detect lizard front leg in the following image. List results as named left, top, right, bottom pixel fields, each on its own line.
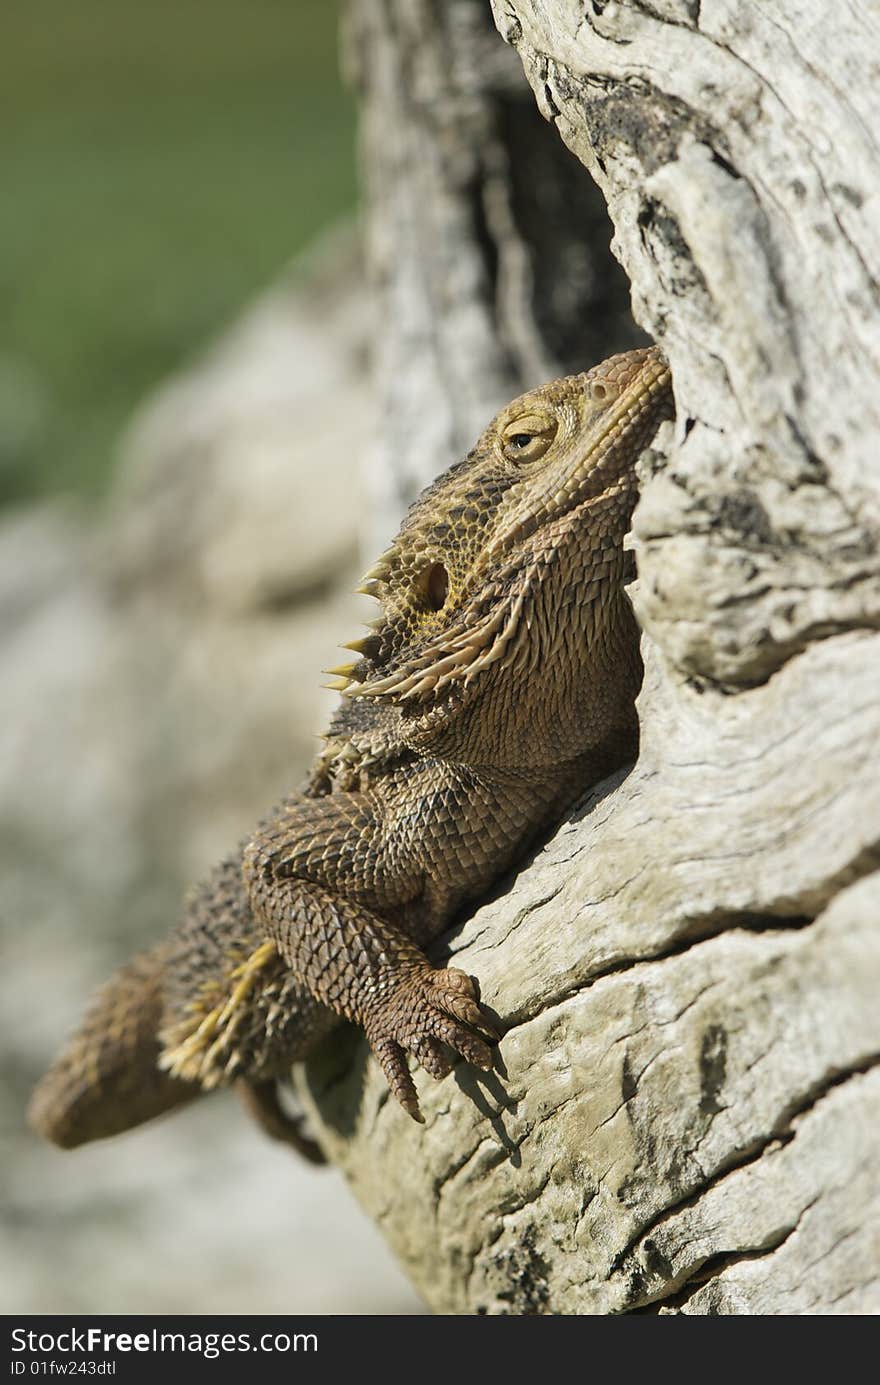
left=242, top=794, right=496, bottom=1120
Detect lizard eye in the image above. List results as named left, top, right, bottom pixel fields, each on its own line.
left=501, top=416, right=557, bottom=463
left=416, top=561, right=449, bottom=612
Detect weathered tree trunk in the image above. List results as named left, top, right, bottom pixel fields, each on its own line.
left=343, top=0, right=639, bottom=550
left=302, top=1, right=880, bottom=1313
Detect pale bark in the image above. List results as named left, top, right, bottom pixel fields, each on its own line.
left=301, top=1, right=880, bottom=1313
left=343, top=0, right=639, bottom=550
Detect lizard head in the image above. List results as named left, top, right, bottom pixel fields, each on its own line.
left=326, top=347, right=672, bottom=709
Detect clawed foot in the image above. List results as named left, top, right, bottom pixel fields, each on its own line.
left=364, top=966, right=498, bottom=1121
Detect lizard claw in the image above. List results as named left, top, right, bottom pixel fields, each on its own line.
left=364, top=964, right=496, bottom=1120
left=369, top=1034, right=425, bottom=1122
left=436, top=967, right=500, bottom=1043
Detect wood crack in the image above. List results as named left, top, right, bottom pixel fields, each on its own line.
left=609, top=1052, right=880, bottom=1301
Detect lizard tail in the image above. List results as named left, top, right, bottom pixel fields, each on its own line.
left=28, top=944, right=200, bottom=1149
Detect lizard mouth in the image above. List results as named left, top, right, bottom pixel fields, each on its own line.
left=350, top=349, right=673, bottom=706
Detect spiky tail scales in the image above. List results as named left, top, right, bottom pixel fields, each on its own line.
left=28, top=945, right=199, bottom=1149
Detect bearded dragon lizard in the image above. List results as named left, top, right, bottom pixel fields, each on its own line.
left=29, top=346, right=673, bottom=1161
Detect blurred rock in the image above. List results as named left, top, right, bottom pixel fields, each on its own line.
left=110, top=227, right=372, bottom=613
left=0, top=228, right=421, bottom=1314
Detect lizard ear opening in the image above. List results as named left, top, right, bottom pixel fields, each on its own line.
left=417, top=561, right=449, bottom=612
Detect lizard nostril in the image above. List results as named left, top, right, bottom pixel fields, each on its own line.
left=590, top=381, right=609, bottom=401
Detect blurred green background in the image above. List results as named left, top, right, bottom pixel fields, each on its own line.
left=1, top=0, right=356, bottom=506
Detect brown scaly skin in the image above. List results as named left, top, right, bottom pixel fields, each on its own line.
left=29, top=346, right=673, bottom=1154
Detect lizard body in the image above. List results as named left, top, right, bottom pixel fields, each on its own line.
left=29, top=346, right=673, bottom=1154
